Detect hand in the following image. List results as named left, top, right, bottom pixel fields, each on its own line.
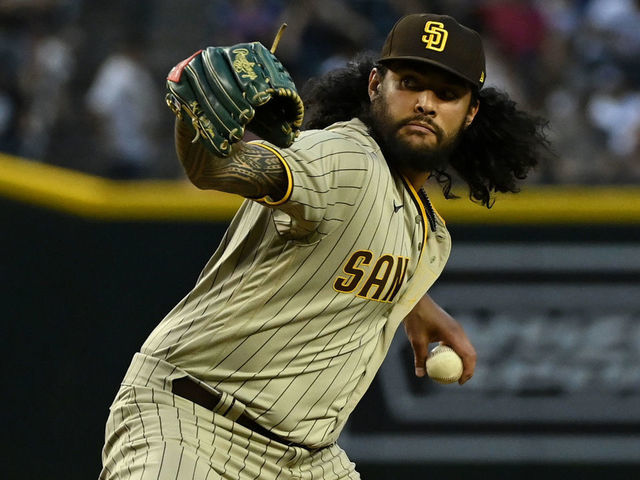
left=402, top=294, right=476, bottom=384
left=165, top=42, right=303, bottom=157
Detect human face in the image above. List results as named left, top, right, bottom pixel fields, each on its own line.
left=367, top=63, right=478, bottom=173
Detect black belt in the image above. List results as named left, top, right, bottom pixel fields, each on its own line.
left=171, top=377, right=312, bottom=450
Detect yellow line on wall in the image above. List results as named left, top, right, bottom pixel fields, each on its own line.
left=428, top=185, right=640, bottom=224
left=0, top=153, right=243, bottom=220
left=1, top=153, right=639, bottom=224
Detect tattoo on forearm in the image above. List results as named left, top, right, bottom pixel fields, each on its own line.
left=176, top=120, right=287, bottom=199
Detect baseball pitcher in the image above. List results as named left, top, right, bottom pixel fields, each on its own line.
left=99, top=13, right=550, bottom=480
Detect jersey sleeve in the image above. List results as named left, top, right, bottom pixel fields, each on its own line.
left=250, top=130, right=372, bottom=241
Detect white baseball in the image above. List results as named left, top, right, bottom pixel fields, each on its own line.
left=425, top=344, right=463, bottom=384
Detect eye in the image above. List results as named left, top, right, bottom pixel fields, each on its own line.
left=400, top=76, right=421, bottom=90
left=437, top=88, right=460, bottom=101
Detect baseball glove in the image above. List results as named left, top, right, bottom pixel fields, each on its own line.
left=165, top=42, right=304, bottom=156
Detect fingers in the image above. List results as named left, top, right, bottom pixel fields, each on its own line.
left=410, top=332, right=476, bottom=383
left=435, top=323, right=476, bottom=385
left=456, top=342, right=477, bottom=385
left=403, top=312, right=430, bottom=378
left=403, top=294, right=478, bottom=386
left=413, top=342, right=428, bottom=378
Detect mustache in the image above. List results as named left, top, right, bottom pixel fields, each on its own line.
left=398, top=116, right=443, bottom=139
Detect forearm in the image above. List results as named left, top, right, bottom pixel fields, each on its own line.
left=175, top=118, right=287, bottom=199
left=403, top=294, right=452, bottom=342
left=412, top=294, right=450, bottom=325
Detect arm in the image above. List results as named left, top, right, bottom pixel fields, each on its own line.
left=175, top=118, right=287, bottom=200
left=403, top=294, right=476, bottom=384
left=165, top=43, right=302, bottom=198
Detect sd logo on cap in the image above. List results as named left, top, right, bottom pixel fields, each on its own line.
left=379, top=13, right=486, bottom=89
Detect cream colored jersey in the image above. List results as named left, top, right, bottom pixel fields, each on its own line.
left=138, top=118, right=451, bottom=448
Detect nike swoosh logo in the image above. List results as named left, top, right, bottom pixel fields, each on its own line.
left=393, top=201, right=403, bottom=213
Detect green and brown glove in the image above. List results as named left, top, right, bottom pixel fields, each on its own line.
left=165, top=42, right=304, bottom=156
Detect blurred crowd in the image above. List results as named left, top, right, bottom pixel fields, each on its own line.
left=1, top=0, right=639, bottom=183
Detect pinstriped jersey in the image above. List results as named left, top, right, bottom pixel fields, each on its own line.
left=139, top=118, right=451, bottom=448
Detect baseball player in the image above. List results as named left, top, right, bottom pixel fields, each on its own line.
left=99, top=13, right=550, bottom=480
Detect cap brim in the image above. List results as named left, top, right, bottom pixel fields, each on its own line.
left=378, top=56, right=479, bottom=88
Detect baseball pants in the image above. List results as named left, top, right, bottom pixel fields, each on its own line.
left=99, top=354, right=360, bottom=480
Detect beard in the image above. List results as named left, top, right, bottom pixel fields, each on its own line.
left=363, top=95, right=464, bottom=173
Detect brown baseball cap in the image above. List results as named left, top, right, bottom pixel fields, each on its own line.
left=379, top=13, right=486, bottom=89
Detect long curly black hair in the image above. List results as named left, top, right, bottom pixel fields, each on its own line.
left=301, top=53, right=552, bottom=208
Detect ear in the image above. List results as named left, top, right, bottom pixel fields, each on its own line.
left=464, top=98, right=479, bottom=129
left=368, top=68, right=382, bottom=101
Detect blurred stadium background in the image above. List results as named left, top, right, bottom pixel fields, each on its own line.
left=1, top=1, right=639, bottom=479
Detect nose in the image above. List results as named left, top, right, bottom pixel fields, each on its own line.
left=415, top=90, right=437, bottom=116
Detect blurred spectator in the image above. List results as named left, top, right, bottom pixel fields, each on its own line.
left=476, top=0, right=549, bottom=108
left=207, top=0, right=285, bottom=47
left=586, top=66, right=640, bottom=182
left=1, top=0, right=639, bottom=184
left=85, top=35, right=161, bottom=180
left=19, top=19, right=76, bottom=160
left=0, top=41, right=25, bottom=155
left=273, top=0, right=379, bottom=81
left=582, top=0, right=640, bottom=81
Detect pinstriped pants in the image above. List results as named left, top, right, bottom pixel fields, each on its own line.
left=99, top=355, right=360, bottom=480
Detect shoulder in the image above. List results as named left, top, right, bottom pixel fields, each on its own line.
left=293, top=118, right=376, bottom=153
